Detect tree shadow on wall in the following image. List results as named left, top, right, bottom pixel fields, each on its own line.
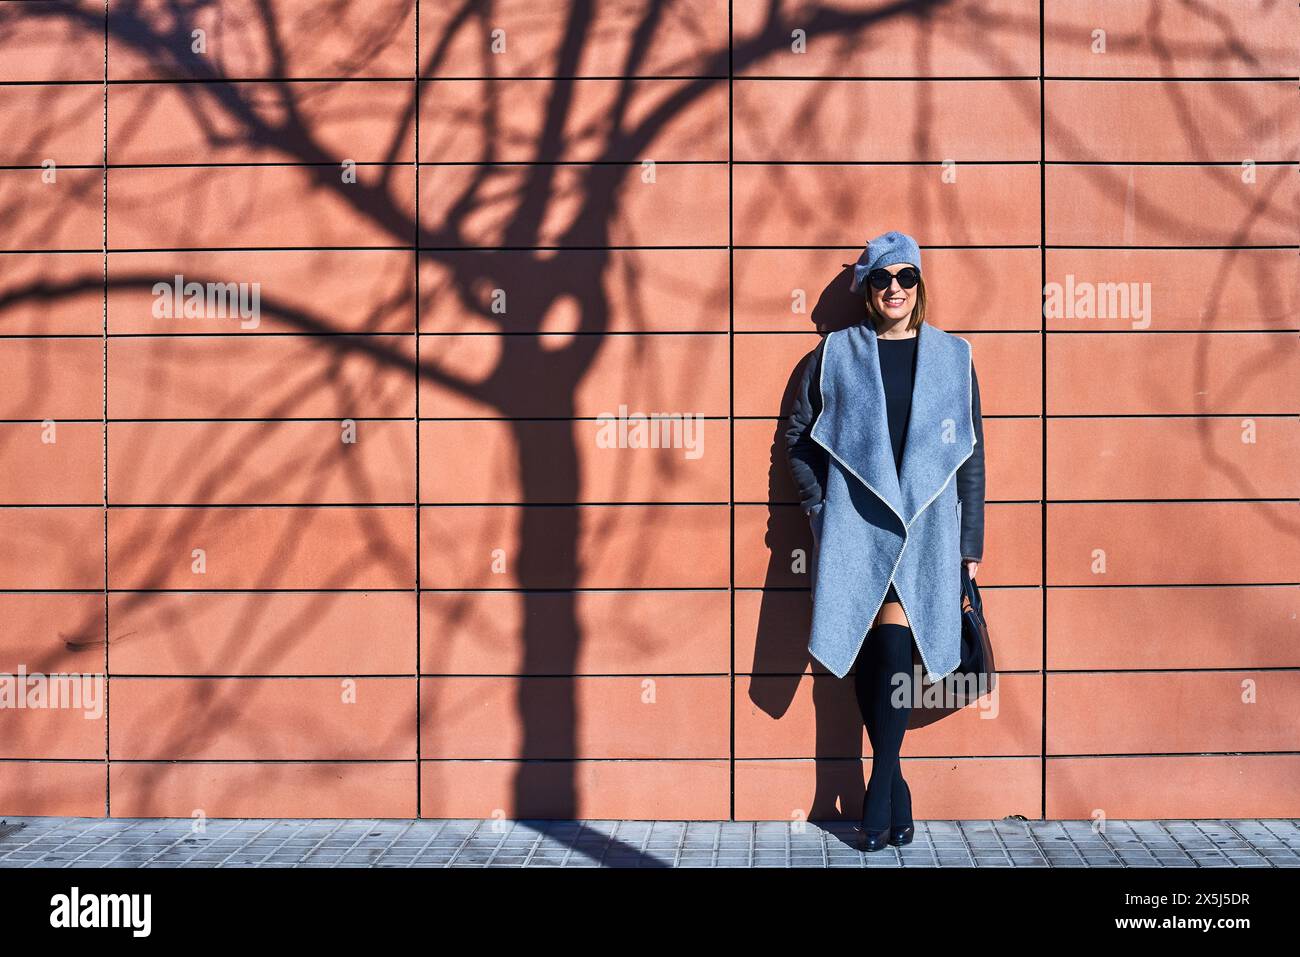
left=0, top=0, right=977, bottom=865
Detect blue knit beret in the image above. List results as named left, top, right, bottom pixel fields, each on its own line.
left=849, top=230, right=922, bottom=294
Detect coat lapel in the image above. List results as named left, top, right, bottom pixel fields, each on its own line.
left=810, top=320, right=904, bottom=521
left=811, top=319, right=974, bottom=528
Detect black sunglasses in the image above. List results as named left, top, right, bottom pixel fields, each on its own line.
left=867, top=267, right=920, bottom=290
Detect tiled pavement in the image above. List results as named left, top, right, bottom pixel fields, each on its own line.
left=1, top=817, right=1298, bottom=868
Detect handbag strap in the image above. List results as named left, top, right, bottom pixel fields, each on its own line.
left=961, top=561, right=984, bottom=616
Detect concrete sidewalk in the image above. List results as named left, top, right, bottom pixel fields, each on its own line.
left=1, top=817, right=1297, bottom=868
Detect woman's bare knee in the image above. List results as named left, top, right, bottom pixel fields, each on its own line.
left=874, top=601, right=910, bottom=629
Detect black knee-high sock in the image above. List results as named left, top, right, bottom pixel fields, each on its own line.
left=854, top=622, right=915, bottom=830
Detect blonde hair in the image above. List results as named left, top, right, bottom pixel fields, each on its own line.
left=864, top=272, right=927, bottom=332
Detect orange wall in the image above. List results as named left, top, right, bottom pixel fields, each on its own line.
left=0, top=0, right=1296, bottom=821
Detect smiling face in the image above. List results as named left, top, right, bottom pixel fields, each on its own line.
left=868, top=263, right=919, bottom=325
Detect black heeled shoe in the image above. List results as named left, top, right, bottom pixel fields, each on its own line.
left=854, top=822, right=893, bottom=852
left=888, top=824, right=915, bottom=847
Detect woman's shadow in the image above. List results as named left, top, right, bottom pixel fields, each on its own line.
left=746, top=264, right=958, bottom=825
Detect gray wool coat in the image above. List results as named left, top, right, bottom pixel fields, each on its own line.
left=784, top=319, right=985, bottom=682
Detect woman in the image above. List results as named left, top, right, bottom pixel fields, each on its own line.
left=784, top=230, right=986, bottom=852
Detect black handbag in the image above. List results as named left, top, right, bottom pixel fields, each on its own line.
left=953, top=561, right=997, bottom=700
left=908, top=564, right=996, bottom=724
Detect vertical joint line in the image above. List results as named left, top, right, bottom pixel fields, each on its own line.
left=727, top=0, right=736, bottom=824
left=102, top=0, right=111, bottom=818
left=1038, top=0, right=1047, bottom=824
left=414, top=0, right=422, bottom=819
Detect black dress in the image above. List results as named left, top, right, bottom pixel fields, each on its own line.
left=876, top=332, right=919, bottom=607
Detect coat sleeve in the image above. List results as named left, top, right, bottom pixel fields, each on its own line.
left=955, top=358, right=986, bottom=562
left=784, top=342, right=829, bottom=516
